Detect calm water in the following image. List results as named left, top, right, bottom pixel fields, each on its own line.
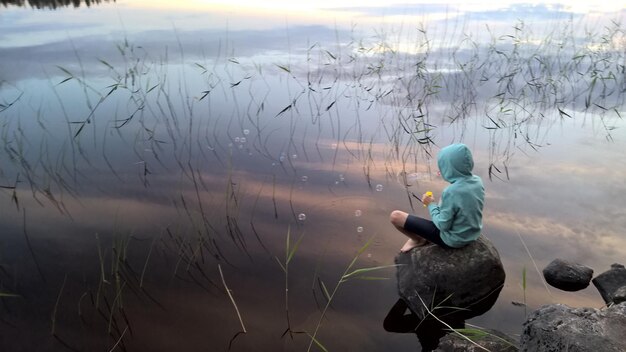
left=1, top=1, right=626, bottom=351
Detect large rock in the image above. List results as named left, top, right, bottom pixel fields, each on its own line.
left=435, top=328, right=518, bottom=352
left=520, top=303, right=626, bottom=352
left=395, top=236, right=505, bottom=320
left=542, top=258, right=593, bottom=291
left=592, top=263, right=626, bottom=305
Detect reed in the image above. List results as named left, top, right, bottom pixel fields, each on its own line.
left=306, top=235, right=398, bottom=352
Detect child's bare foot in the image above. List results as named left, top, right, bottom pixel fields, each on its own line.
left=400, top=239, right=420, bottom=252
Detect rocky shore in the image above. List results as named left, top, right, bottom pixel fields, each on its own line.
left=393, top=239, right=626, bottom=351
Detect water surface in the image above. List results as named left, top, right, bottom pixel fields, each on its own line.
left=1, top=1, right=626, bottom=351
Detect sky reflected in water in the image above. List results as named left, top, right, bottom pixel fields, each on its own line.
left=1, top=1, right=626, bottom=351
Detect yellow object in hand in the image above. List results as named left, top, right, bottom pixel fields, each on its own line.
left=423, top=191, right=433, bottom=207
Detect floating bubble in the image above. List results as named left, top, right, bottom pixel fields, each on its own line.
left=354, top=210, right=362, bottom=217
left=376, top=184, right=383, bottom=192
left=339, top=174, right=345, bottom=182
left=335, top=181, right=339, bottom=185
left=234, top=137, right=240, bottom=143
left=292, top=154, right=298, bottom=159
left=272, top=162, right=276, bottom=166
left=279, top=155, right=286, bottom=162
left=298, top=213, right=306, bottom=221
left=357, top=226, right=364, bottom=233
left=243, top=129, right=250, bottom=135
left=240, top=137, right=246, bottom=143
left=301, top=176, right=308, bottom=182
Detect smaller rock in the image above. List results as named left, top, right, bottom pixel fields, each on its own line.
left=592, top=263, right=626, bottom=305
left=435, top=328, right=518, bottom=352
left=542, top=258, right=593, bottom=291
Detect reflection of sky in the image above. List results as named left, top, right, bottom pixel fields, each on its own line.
left=1, top=0, right=623, bottom=84
left=2, top=1, right=626, bottom=351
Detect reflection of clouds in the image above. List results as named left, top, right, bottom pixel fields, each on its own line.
left=486, top=210, right=626, bottom=259
left=328, top=3, right=580, bottom=20
left=0, top=25, right=343, bottom=82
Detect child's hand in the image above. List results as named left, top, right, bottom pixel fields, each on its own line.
left=422, top=192, right=435, bottom=206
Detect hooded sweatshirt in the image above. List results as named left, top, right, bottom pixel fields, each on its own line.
left=427, top=144, right=484, bottom=248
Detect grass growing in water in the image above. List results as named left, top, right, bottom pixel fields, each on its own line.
left=306, top=235, right=398, bottom=352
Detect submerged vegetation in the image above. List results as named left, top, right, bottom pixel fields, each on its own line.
left=0, top=10, right=625, bottom=351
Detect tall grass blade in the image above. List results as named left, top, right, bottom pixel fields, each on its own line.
left=51, top=274, right=67, bottom=336
left=218, top=264, right=247, bottom=333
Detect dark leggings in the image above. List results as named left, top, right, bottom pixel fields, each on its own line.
left=403, top=215, right=453, bottom=249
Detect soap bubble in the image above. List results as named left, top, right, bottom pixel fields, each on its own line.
left=279, top=155, right=286, bottom=162
left=234, top=137, right=240, bottom=143
left=243, top=129, right=250, bottom=135
left=335, top=181, right=339, bottom=185
left=298, top=213, right=306, bottom=221
left=375, top=184, right=383, bottom=192
left=339, top=174, right=345, bottom=182
left=356, top=226, right=364, bottom=233
left=301, top=176, right=308, bottom=182
left=240, top=137, right=246, bottom=143
left=354, top=210, right=362, bottom=217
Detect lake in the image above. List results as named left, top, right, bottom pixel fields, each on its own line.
left=1, top=1, right=626, bottom=351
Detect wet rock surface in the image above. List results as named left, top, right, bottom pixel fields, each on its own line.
left=520, top=303, right=626, bottom=352
left=435, top=328, right=518, bottom=352
left=395, top=236, right=505, bottom=320
left=592, top=263, right=626, bottom=305
left=542, top=258, right=593, bottom=291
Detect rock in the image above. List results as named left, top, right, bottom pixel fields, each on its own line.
left=435, top=328, right=518, bottom=352
left=542, top=258, right=593, bottom=291
left=613, top=286, right=626, bottom=304
left=592, top=263, right=626, bottom=305
left=395, top=235, right=505, bottom=320
left=520, top=303, right=626, bottom=352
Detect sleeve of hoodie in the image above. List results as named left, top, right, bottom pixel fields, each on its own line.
left=427, top=189, right=456, bottom=231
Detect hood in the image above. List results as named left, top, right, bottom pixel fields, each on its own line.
left=437, top=143, right=474, bottom=183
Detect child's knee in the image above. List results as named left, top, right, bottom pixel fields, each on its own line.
left=389, top=210, right=407, bottom=227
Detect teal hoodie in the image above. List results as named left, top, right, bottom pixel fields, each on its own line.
left=427, top=144, right=484, bottom=248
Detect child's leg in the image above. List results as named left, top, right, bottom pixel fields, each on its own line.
left=390, top=210, right=451, bottom=252
left=389, top=210, right=429, bottom=252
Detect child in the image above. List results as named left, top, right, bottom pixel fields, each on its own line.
left=389, top=143, right=484, bottom=252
